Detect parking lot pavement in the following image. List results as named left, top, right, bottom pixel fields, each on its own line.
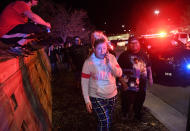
left=144, top=90, right=187, bottom=131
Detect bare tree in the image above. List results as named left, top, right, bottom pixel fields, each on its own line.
left=52, top=7, right=94, bottom=43
left=33, top=0, right=94, bottom=43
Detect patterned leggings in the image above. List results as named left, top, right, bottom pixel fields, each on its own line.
left=90, top=96, right=117, bottom=131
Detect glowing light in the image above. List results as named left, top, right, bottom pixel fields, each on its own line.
left=154, top=10, right=160, bottom=15
left=141, top=31, right=167, bottom=38
left=159, top=32, right=167, bottom=37
left=147, top=45, right=151, bottom=49
left=117, top=42, right=126, bottom=46
left=187, top=64, right=190, bottom=69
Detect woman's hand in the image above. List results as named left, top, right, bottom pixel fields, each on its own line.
left=105, top=52, right=110, bottom=64
left=86, top=102, right=92, bottom=113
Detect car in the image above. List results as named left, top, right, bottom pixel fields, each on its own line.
left=173, top=32, right=190, bottom=45
left=140, top=37, right=190, bottom=86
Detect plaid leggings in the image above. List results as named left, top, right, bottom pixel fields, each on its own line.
left=90, top=96, right=117, bottom=131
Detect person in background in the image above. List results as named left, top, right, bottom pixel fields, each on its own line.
left=81, top=31, right=122, bottom=131
left=63, top=38, right=73, bottom=71
left=118, top=36, right=153, bottom=120
left=71, top=36, right=89, bottom=88
left=48, top=44, right=59, bottom=77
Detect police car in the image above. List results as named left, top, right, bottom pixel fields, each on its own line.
left=140, top=36, right=190, bottom=86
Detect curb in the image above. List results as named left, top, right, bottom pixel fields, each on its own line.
left=144, top=91, right=187, bottom=131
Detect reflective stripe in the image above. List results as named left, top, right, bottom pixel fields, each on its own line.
left=116, top=64, right=120, bottom=68
left=81, top=73, right=91, bottom=79
left=1, top=33, right=28, bottom=38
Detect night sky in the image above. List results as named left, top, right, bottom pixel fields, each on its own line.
left=55, top=0, right=190, bottom=34
left=1, top=0, right=190, bottom=34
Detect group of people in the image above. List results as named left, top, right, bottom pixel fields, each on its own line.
left=48, top=36, right=90, bottom=88
left=81, top=31, right=153, bottom=131
left=0, top=0, right=154, bottom=131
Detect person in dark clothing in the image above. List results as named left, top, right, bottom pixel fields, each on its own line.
left=71, top=36, right=89, bottom=88
left=118, top=36, right=153, bottom=120
left=48, top=44, right=59, bottom=76
left=63, top=39, right=73, bottom=71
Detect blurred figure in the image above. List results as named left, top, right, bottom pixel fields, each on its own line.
left=0, top=0, right=51, bottom=54
left=48, top=44, right=59, bottom=77
left=73, top=36, right=82, bottom=46
left=63, top=38, right=73, bottom=71
left=81, top=31, right=122, bottom=131
left=71, top=36, right=89, bottom=88
left=118, top=36, right=153, bottom=120
left=57, top=37, right=64, bottom=64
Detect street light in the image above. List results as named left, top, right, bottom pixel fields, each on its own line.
left=154, top=10, right=160, bottom=15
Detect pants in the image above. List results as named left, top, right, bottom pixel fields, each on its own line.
left=121, top=90, right=146, bottom=117
left=121, top=79, right=147, bottom=118
left=90, top=96, right=117, bottom=131
left=1, top=23, right=44, bottom=45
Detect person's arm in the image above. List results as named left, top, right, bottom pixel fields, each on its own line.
left=81, top=60, right=92, bottom=113
left=147, top=66, right=153, bottom=86
left=118, top=77, right=128, bottom=91
left=48, top=47, right=51, bottom=56
left=56, top=53, right=60, bottom=63
left=24, top=10, right=51, bottom=28
left=105, top=53, right=122, bottom=77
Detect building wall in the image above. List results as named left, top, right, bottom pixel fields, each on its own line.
left=0, top=49, right=52, bottom=131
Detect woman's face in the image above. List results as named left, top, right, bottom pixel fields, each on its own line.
left=94, top=42, right=107, bottom=59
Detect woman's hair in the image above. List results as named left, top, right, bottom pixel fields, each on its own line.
left=93, top=38, right=106, bottom=48
left=91, top=31, right=108, bottom=48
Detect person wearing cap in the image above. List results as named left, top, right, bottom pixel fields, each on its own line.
left=118, top=36, right=153, bottom=120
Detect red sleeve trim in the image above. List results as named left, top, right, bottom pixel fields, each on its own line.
left=81, top=73, right=91, bottom=79
left=116, top=64, right=120, bottom=68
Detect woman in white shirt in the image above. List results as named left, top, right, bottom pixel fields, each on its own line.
left=81, top=31, right=122, bottom=131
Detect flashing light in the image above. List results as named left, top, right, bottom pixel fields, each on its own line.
left=154, top=10, right=160, bottom=15
left=141, top=32, right=167, bottom=38
left=147, top=45, right=151, bottom=49
left=187, top=64, right=190, bottom=69
left=159, top=32, right=167, bottom=37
